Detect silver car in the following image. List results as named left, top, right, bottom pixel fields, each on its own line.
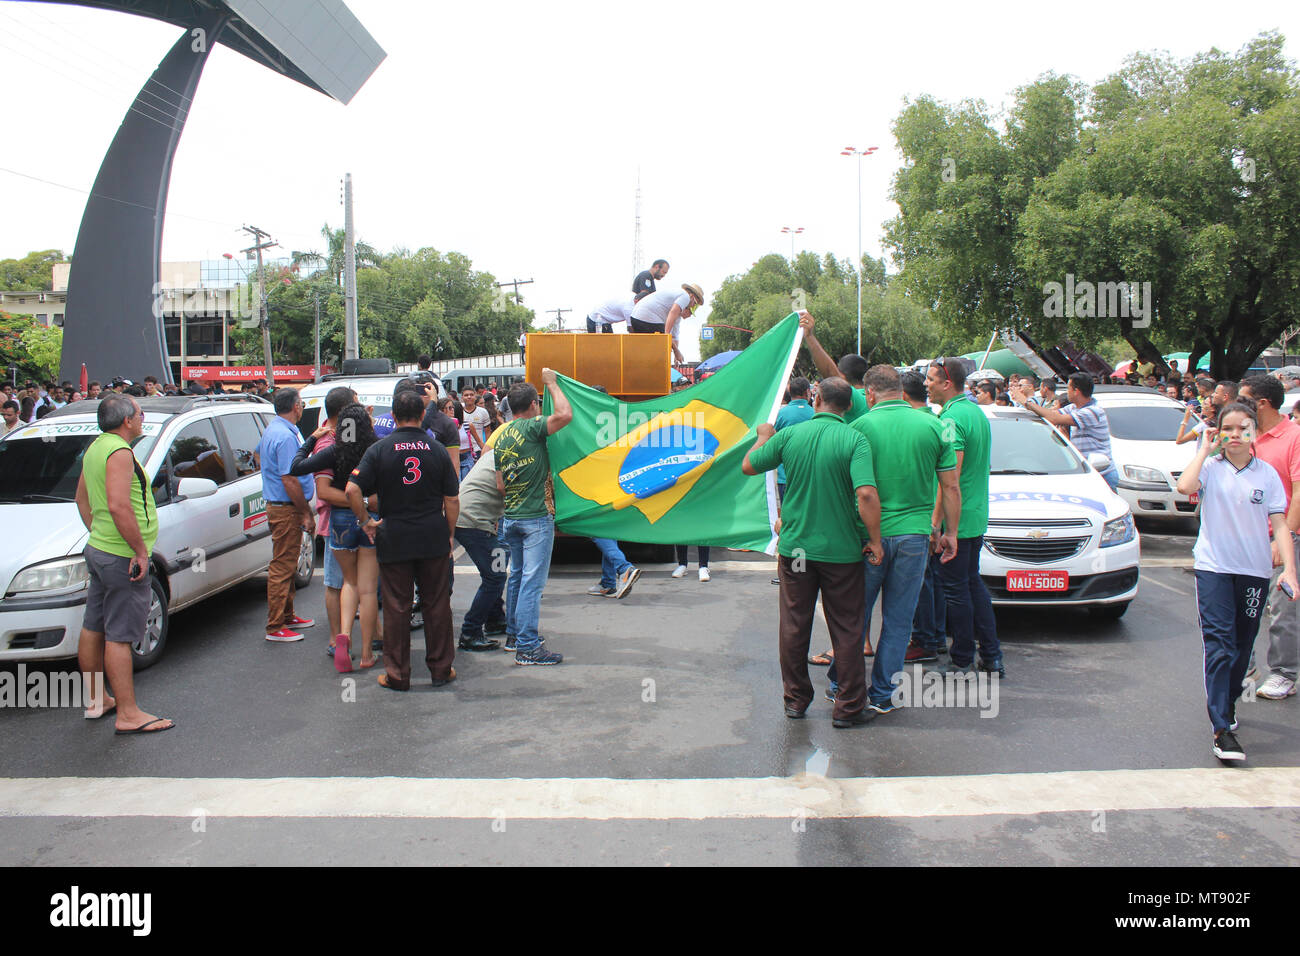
left=0, top=394, right=313, bottom=669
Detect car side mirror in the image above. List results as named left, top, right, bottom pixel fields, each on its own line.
left=1087, top=452, right=1112, bottom=473
left=176, top=477, right=219, bottom=500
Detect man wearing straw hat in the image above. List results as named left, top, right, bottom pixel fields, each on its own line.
left=629, top=283, right=704, bottom=365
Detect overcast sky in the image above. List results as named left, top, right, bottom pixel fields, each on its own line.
left=2, top=0, right=1298, bottom=361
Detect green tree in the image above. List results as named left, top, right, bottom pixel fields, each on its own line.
left=0, top=250, right=66, bottom=292
left=20, top=322, right=62, bottom=379
left=0, top=313, right=51, bottom=381
left=885, top=32, right=1300, bottom=379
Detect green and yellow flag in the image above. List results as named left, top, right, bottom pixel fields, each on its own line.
left=545, top=313, right=804, bottom=553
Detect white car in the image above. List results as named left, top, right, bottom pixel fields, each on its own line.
left=1090, top=386, right=1199, bottom=521
left=0, top=395, right=314, bottom=669
left=298, top=371, right=446, bottom=437
left=979, top=405, right=1140, bottom=619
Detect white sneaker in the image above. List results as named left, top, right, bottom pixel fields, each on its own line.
left=699, top=567, right=711, bottom=582
left=671, top=565, right=687, bottom=579
left=1256, top=673, right=1297, bottom=700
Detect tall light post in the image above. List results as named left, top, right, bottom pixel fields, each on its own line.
left=780, top=225, right=804, bottom=265
left=840, top=145, right=878, bottom=355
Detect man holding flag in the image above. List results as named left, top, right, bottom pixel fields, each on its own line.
left=743, top=375, right=883, bottom=728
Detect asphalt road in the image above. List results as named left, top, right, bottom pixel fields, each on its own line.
left=2, top=523, right=1298, bottom=866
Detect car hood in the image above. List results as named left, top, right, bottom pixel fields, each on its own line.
left=988, top=471, right=1129, bottom=524
left=0, top=502, right=89, bottom=593
left=1107, top=436, right=1197, bottom=473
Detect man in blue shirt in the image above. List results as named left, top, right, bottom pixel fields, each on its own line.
left=256, top=388, right=315, bottom=641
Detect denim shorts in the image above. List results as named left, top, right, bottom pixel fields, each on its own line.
left=329, top=507, right=377, bottom=551
left=322, top=538, right=343, bottom=588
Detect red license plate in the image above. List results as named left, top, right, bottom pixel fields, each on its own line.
left=1188, top=492, right=1199, bottom=505
left=1006, top=570, right=1069, bottom=592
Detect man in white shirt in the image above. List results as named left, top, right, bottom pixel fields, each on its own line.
left=630, top=284, right=703, bottom=365
left=461, top=386, right=491, bottom=459
left=1, top=401, right=20, bottom=436
left=587, top=297, right=634, bottom=334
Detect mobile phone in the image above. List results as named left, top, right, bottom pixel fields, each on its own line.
left=1283, top=581, right=1295, bottom=600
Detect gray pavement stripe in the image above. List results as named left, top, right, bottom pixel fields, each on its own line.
left=1, top=768, right=1297, bottom=821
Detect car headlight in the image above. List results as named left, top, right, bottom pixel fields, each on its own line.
left=6, top=556, right=90, bottom=598
left=1122, top=465, right=1167, bottom=485
left=1100, top=514, right=1136, bottom=548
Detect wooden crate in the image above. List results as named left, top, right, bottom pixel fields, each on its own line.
left=524, top=332, right=670, bottom=400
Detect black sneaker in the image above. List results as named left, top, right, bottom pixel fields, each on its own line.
left=484, top=621, right=507, bottom=637
left=784, top=704, right=806, bottom=719
left=1212, top=730, right=1245, bottom=762
left=515, top=645, right=563, bottom=666
left=458, top=634, right=500, bottom=652
left=503, top=634, right=517, bottom=652
left=977, top=656, right=1006, bottom=679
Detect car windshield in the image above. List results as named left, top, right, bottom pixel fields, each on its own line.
left=0, top=429, right=158, bottom=502
left=989, top=417, right=1087, bottom=475
left=1104, top=404, right=1190, bottom=441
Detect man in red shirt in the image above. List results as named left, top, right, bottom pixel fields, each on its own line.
left=1240, top=375, right=1300, bottom=701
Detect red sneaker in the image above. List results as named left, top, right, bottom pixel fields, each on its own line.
left=287, top=615, right=315, bottom=628
left=265, top=629, right=304, bottom=642
left=904, top=643, right=938, bottom=664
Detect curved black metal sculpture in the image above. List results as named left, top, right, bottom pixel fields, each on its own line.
left=48, top=0, right=385, bottom=383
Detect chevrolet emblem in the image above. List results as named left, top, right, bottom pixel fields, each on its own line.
left=1026, top=529, right=1049, bottom=539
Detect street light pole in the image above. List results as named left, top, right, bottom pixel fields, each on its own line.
left=780, top=225, right=804, bottom=265
left=840, top=146, right=878, bottom=356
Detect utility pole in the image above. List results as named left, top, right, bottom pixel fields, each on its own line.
left=546, top=307, right=571, bottom=331
left=343, top=173, right=358, bottom=361
left=632, top=167, right=643, bottom=278
left=241, top=224, right=278, bottom=386
left=313, top=288, right=321, bottom=383
left=494, top=277, right=535, bottom=333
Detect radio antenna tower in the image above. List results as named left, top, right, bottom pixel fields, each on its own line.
left=631, top=168, right=643, bottom=277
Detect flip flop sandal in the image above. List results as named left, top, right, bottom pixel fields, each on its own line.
left=808, top=652, right=833, bottom=666
left=377, top=673, right=408, bottom=692
left=334, top=635, right=353, bottom=674
left=114, top=717, right=175, bottom=735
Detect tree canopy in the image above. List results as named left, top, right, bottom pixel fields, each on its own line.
left=885, top=31, right=1300, bottom=379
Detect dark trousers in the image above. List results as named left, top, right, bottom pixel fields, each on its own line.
left=936, top=535, right=1000, bottom=666
left=675, top=545, right=710, bottom=567
left=379, top=556, right=454, bottom=688
left=912, top=552, right=948, bottom=650
left=629, top=318, right=663, bottom=334
left=778, top=555, right=866, bottom=719
left=1195, top=570, right=1269, bottom=733
left=586, top=316, right=613, bottom=333
left=454, top=527, right=507, bottom=636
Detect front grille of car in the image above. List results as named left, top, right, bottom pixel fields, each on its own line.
left=985, top=536, right=1089, bottom=564
left=986, top=518, right=1091, bottom=529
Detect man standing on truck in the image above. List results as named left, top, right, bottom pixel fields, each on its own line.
left=633, top=259, right=670, bottom=303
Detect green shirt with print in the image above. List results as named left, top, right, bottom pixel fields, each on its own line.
left=747, top=412, right=875, bottom=563
left=493, top=415, right=551, bottom=518
left=939, top=394, right=991, bottom=537
left=851, top=400, right=956, bottom=537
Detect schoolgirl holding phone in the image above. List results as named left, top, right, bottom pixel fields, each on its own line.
left=1177, top=402, right=1300, bottom=761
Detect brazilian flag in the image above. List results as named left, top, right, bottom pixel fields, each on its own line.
left=545, top=313, right=803, bottom=553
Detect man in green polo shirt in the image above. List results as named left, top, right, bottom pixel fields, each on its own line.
left=927, top=356, right=1004, bottom=677
left=743, top=377, right=882, bottom=728
left=839, top=365, right=961, bottom=714
left=798, top=311, right=869, bottom=422
left=74, top=394, right=174, bottom=735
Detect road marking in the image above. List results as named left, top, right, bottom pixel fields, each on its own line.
left=1143, top=575, right=1192, bottom=597
left=1, top=768, right=1296, bottom=820
left=1141, top=558, right=1193, bottom=568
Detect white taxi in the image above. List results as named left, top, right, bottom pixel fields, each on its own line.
left=978, top=405, right=1140, bottom=619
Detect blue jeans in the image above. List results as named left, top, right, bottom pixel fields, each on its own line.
left=1101, top=466, right=1119, bottom=491
left=454, top=526, right=508, bottom=637
left=329, top=507, right=377, bottom=551
left=827, top=535, right=929, bottom=705
left=502, top=515, right=555, bottom=652
left=937, top=535, right=1001, bottom=667
left=323, top=537, right=343, bottom=589
left=911, top=551, right=947, bottom=651
left=1195, top=570, right=1268, bottom=733
left=592, top=538, right=632, bottom=590
left=459, top=454, right=474, bottom=480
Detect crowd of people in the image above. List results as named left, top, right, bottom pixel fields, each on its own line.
left=47, top=285, right=1300, bottom=758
